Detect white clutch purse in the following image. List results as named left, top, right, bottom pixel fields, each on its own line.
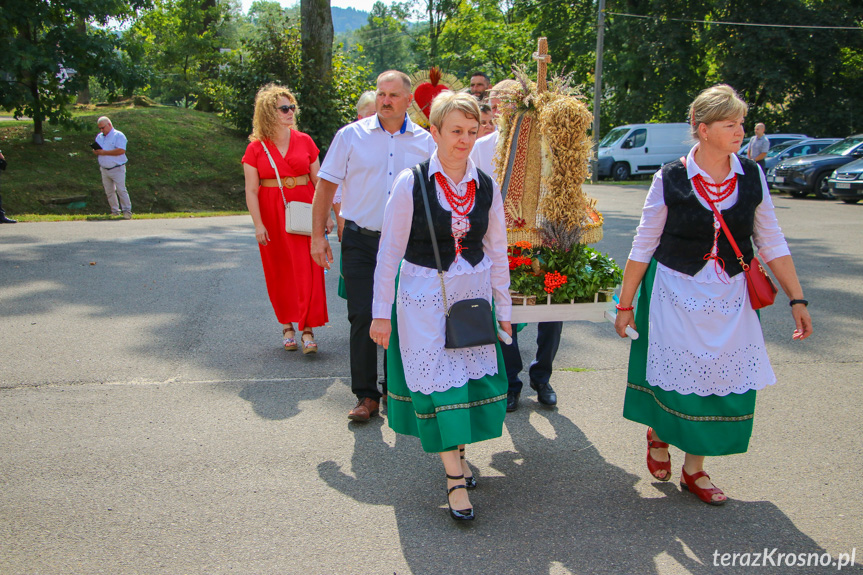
left=261, top=141, right=313, bottom=236
left=285, top=201, right=313, bottom=236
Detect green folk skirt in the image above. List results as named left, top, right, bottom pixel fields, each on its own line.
left=337, top=258, right=347, bottom=300
left=386, top=301, right=508, bottom=454
left=623, top=260, right=757, bottom=456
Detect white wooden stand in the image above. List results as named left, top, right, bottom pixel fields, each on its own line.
left=509, top=291, right=614, bottom=324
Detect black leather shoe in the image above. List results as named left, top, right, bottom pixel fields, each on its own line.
left=446, top=474, right=474, bottom=521
left=530, top=380, right=557, bottom=406
left=506, top=391, right=520, bottom=412
left=0, top=215, right=16, bottom=224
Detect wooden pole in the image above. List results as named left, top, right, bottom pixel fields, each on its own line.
left=533, top=37, right=550, bottom=94
left=591, top=0, right=606, bottom=184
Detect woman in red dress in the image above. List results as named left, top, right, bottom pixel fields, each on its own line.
left=242, top=84, right=329, bottom=353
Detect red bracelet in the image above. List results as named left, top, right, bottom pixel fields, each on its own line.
left=615, top=303, right=634, bottom=312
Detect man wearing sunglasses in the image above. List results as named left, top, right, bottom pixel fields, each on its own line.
left=311, top=70, right=436, bottom=423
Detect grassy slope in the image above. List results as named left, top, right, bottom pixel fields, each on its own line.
left=0, top=106, right=250, bottom=215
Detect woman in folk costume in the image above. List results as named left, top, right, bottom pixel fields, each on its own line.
left=614, top=84, right=813, bottom=505
left=370, top=92, right=512, bottom=522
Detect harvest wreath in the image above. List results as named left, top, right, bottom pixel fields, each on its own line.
left=493, top=39, right=622, bottom=323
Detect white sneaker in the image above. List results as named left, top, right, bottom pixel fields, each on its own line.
left=123, top=212, right=132, bottom=220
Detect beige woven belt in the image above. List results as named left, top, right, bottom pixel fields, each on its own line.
left=260, top=174, right=310, bottom=188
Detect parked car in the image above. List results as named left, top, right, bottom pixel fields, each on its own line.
left=596, top=123, right=691, bottom=180
left=770, top=135, right=863, bottom=199
left=738, top=133, right=809, bottom=158
left=827, top=157, right=863, bottom=204
left=763, top=138, right=842, bottom=170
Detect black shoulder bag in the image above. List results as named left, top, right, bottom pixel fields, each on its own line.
left=413, top=166, right=498, bottom=349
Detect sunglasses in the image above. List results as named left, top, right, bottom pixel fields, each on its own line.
left=276, top=105, right=296, bottom=114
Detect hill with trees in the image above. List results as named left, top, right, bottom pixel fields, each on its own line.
left=0, top=106, right=249, bottom=215
left=2, top=0, right=861, bottom=217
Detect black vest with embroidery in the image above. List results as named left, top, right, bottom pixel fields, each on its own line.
left=653, top=158, right=762, bottom=277
left=403, top=160, right=494, bottom=271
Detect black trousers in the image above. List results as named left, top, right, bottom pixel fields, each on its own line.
left=341, top=226, right=385, bottom=401
left=500, top=321, right=563, bottom=393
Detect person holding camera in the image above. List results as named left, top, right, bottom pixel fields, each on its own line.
left=93, top=116, right=132, bottom=219
left=0, top=150, right=15, bottom=224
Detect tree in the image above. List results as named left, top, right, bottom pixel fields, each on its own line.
left=219, top=6, right=304, bottom=132
left=704, top=0, right=863, bottom=136
left=0, top=0, right=150, bottom=144
left=125, top=0, right=233, bottom=108
left=514, top=0, right=598, bottom=84
left=437, top=0, right=533, bottom=81
left=219, top=5, right=370, bottom=150
left=356, top=2, right=413, bottom=78
left=414, top=0, right=459, bottom=65
left=300, top=0, right=341, bottom=152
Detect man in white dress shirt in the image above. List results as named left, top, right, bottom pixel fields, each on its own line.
left=93, top=116, right=132, bottom=219
left=470, top=79, right=561, bottom=413
left=311, top=70, right=436, bottom=422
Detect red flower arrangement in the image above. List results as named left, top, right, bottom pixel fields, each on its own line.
left=507, top=240, right=622, bottom=304
left=544, top=271, right=567, bottom=294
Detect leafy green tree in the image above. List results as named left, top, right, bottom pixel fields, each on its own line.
left=437, top=0, right=533, bottom=81
left=218, top=6, right=303, bottom=133
left=705, top=0, right=863, bottom=136
left=413, top=0, right=459, bottom=65
left=0, top=0, right=150, bottom=144
left=356, top=2, right=413, bottom=78
left=219, top=6, right=370, bottom=153
left=125, top=0, right=234, bottom=108
left=600, top=0, right=709, bottom=127
left=513, top=0, right=597, bottom=84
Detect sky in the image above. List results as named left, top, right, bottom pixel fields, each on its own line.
left=239, top=0, right=396, bottom=14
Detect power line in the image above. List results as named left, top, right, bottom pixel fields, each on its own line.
left=606, top=11, right=863, bottom=31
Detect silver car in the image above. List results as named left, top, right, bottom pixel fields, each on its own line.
left=763, top=138, right=842, bottom=170
left=738, top=133, right=809, bottom=158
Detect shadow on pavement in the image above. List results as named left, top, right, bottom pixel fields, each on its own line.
left=319, top=406, right=830, bottom=574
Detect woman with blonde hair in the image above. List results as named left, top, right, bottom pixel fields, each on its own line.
left=242, top=84, right=329, bottom=353
left=370, top=91, right=512, bottom=521
left=615, top=84, right=812, bottom=505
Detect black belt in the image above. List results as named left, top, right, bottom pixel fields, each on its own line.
left=344, top=220, right=381, bottom=238
left=101, top=163, right=127, bottom=171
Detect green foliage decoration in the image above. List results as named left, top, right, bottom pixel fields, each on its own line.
left=508, top=241, right=622, bottom=304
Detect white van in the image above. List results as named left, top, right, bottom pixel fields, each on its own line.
left=596, top=123, right=692, bottom=180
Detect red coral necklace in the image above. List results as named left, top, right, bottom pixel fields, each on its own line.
left=435, top=172, right=475, bottom=215
left=435, top=172, right=475, bottom=259
left=692, top=173, right=737, bottom=204
left=692, top=173, right=738, bottom=280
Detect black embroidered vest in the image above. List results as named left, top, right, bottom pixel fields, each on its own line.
left=653, top=158, right=762, bottom=277
left=403, top=160, right=493, bottom=271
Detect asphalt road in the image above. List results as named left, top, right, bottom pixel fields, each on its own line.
left=1, top=186, right=861, bottom=574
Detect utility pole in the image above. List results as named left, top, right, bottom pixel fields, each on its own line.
left=591, top=0, right=606, bottom=184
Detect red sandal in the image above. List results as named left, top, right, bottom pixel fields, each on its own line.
left=680, top=467, right=727, bottom=506
left=646, top=427, right=671, bottom=481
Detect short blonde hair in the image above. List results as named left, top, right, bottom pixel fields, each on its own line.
left=429, top=91, right=481, bottom=131
left=250, top=84, right=299, bottom=142
left=356, top=91, right=376, bottom=114
left=689, top=84, right=748, bottom=139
